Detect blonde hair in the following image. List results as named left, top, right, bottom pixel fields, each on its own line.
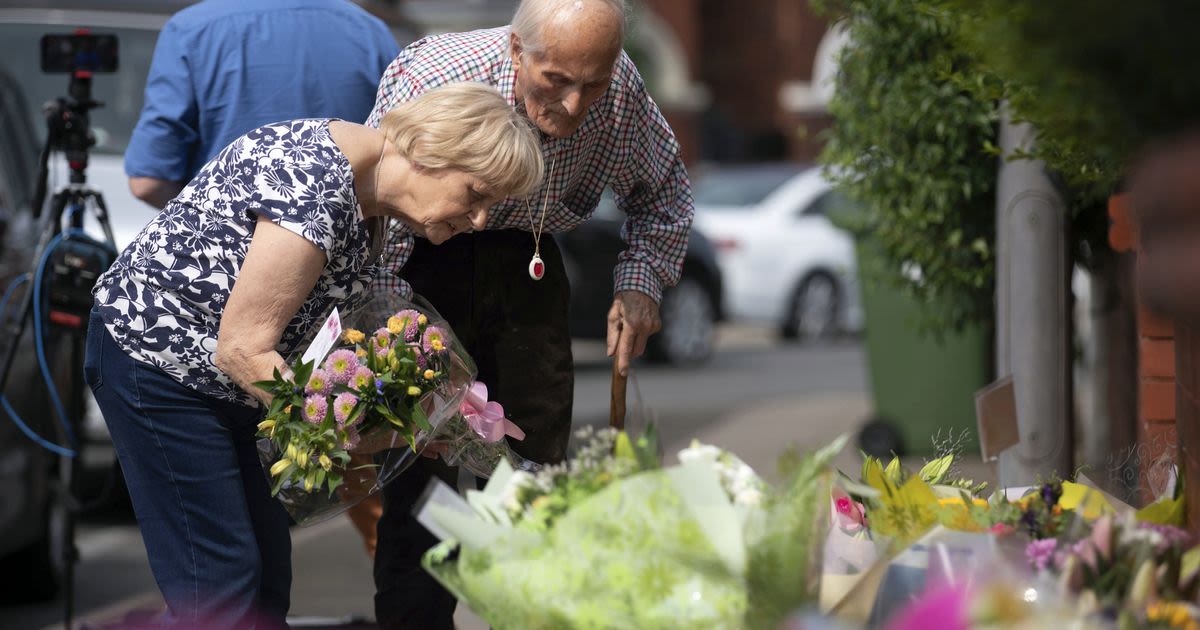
left=379, top=82, right=544, bottom=198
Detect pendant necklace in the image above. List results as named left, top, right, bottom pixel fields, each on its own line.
left=525, top=155, right=556, bottom=281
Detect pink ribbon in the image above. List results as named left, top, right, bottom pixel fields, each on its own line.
left=461, top=382, right=525, bottom=443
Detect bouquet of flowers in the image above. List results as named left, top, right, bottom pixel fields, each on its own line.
left=255, top=294, right=482, bottom=525
left=418, top=428, right=843, bottom=630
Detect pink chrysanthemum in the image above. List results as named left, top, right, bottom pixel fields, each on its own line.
left=422, top=326, right=448, bottom=355
left=372, top=328, right=392, bottom=358
left=393, top=309, right=422, bottom=342
left=324, top=349, right=358, bottom=384
left=304, top=369, right=332, bottom=396
left=302, top=394, right=328, bottom=424
left=351, top=366, right=375, bottom=391
left=333, top=392, right=359, bottom=425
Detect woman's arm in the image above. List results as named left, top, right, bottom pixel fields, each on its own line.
left=215, top=216, right=327, bottom=405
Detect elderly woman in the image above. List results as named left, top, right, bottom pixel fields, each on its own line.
left=82, top=82, right=542, bottom=629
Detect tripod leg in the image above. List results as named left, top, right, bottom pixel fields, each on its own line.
left=0, top=190, right=68, bottom=396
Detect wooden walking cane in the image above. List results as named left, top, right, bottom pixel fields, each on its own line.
left=609, top=360, right=627, bottom=430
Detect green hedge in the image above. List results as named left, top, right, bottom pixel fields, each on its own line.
left=816, top=0, right=1000, bottom=334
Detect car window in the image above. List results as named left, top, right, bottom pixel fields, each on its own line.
left=0, top=23, right=159, bottom=156
left=593, top=189, right=621, bottom=221
left=692, top=169, right=800, bottom=207
left=0, top=67, right=37, bottom=212
left=797, top=190, right=856, bottom=222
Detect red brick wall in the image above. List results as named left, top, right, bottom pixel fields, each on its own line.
left=1111, top=193, right=1184, bottom=507
left=1177, top=322, right=1200, bottom=529
left=699, top=0, right=829, bottom=161
left=641, top=0, right=701, bottom=165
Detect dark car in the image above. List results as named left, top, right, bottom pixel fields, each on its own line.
left=0, top=66, right=74, bottom=601
left=556, top=192, right=723, bottom=365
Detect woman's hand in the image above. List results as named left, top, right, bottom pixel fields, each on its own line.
left=215, top=216, right=327, bottom=405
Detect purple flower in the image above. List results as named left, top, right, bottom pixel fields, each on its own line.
left=1140, top=522, right=1193, bottom=552
left=302, top=394, right=328, bottom=424
left=375, top=378, right=385, bottom=396
left=324, top=349, right=359, bottom=384
left=1040, top=481, right=1063, bottom=506
left=351, top=366, right=375, bottom=391
left=422, top=326, right=448, bottom=355
left=392, top=309, right=422, bottom=342
left=1025, top=538, right=1058, bottom=572
left=333, top=392, right=359, bottom=425
left=304, top=369, right=332, bottom=396
left=1020, top=510, right=1039, bottom=536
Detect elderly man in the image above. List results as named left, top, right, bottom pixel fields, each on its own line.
left=366, top=0, right=693, bottom=626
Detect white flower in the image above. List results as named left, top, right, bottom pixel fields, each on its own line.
left=498, top=470, right=535, bottom=515
left=678, top=441, right=722, bottom=466
left=734, top=487, right=763, bottom=508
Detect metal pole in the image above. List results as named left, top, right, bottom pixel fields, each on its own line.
left=995, top=105, right=1074, bottom=486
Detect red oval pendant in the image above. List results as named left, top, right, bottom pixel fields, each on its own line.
left=528, top=254, right=545, bottom=281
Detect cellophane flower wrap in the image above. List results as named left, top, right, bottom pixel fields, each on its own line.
left=419, top=428, right=843, bottom=630
left=255, top=293, right=475, bottom=525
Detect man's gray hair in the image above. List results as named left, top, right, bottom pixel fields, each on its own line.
left=511, top=0, right=628, bottom=56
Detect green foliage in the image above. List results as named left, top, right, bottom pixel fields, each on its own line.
left=815, top=0, right=1001, bottom=333
left=945, top=0, right=1200, bottom=268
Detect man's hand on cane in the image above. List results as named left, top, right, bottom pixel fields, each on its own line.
left=606, top=290, right=662, bottom=377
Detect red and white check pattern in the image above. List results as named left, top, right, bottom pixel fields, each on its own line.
left=367, top=27, right=694, bottom=303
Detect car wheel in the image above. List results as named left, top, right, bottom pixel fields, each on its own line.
left=646, top=276, right=715, bottom=365
left=782, top=272, right=840, bottom=341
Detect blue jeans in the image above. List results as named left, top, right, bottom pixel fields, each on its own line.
left=84, top=310, right=291, bottom=629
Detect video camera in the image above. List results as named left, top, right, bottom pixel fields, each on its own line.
left=36, top=32, right=118, bottom=192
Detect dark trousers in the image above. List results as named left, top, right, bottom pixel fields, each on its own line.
left=374, top=230, right=574, bottom=629
left=84, top=310, right=291, bottom=629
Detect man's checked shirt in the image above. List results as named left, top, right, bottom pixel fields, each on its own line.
left=366, top=27, right=694, bottom=303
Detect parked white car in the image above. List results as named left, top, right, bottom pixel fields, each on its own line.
left=691, top=165, right=863, bottom=340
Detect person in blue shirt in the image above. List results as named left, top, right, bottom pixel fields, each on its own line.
left=125, top=0, right=400, bottom=209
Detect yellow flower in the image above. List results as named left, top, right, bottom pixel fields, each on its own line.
left=257, top=419, right=276, bottom=432
left=342, top=328, right=365, bottom=344
left=286, top=442, right=298, bottom=461
left=417, top=314, right=428, bottom=325
left=270, top=458, right=292, bottom=477
left=295, top=450, right=309, bottom=469
left=407, top=386, right=422, bottom=396
left=283, top=405, right=292, bottom=415
left=431, top=339, right=445, bottom=352
left=936, top=497, right=989, bottom=532
left=356, top=348, right=367, bottom=359
left=303, top=469, right=318, bottom=492
left=423, top=369, right=435, bottom=380
left=387, top=317, right=405, bottom=335
left=319, top=454, right=333, bottom=471
left=1147, top=601, right=1197, bottom=629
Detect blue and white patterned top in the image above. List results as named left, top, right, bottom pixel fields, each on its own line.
left=95, top=118, right=378, bottom=406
